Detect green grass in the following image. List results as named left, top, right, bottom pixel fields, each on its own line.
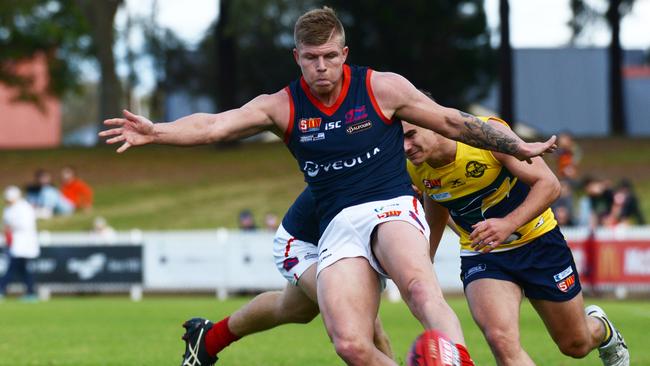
left=0, top=296, right=647, bottom=365
left=0, top=137, right=649, bottom=231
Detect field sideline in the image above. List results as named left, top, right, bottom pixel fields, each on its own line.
left=0, top=295, right=647, bottom=365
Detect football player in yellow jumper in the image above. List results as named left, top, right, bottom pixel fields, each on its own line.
left=403, top=116, right=629, bottom=366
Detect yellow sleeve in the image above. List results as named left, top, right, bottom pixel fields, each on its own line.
left=406, top=160, right=425, bottom=193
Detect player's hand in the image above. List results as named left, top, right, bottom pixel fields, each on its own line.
left=99, top=109, right=155, bottom=153
left=469, top=218, right=517, bottom=253
left=516, top=135, right=557, bottom=164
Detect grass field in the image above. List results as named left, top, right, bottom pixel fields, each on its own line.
left=0, top=137, right=649, bottom=231
left=0, top=295, right=647, bottom=365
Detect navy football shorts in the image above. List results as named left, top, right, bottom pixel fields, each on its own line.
left=460, top=226, right=581, bottom=302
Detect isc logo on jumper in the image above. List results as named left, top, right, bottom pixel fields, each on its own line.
left=345, top=105, right=368, bottom=124
left=299, top=118, right=322, bottom=133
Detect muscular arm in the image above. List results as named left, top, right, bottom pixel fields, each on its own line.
left=470, top=143, right=561, bottom=251
left=370, top=71, right=555, bottom=161
left=101, top=91, right=289, bottom=152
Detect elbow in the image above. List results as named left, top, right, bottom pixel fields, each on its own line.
left=548, top=177, right=561, bottom=202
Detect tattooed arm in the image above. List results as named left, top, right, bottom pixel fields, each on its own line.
left=369, top=71, right=557, bottom=160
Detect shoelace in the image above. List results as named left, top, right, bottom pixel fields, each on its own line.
left=182, top=327, right=206, bottom=366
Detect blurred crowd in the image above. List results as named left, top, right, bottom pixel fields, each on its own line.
left=550, top=133, right=645, bottom=229
left=23, top=166, right=93, bottom=219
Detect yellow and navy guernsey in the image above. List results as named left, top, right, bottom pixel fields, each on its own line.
left=407, top=116, right=557, bottom=256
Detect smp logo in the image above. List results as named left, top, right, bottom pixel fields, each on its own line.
left=299, top=118, right=322, bottom=133
left=302, top=147, right=381, bottom=177
left=345, top=105, right=368, bottom=124
left=67, top=253, right=107, bottom=280
left=556, top=274, right=576, bottom=293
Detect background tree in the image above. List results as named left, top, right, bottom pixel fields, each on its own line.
left=498, top=0, right=514, bottom=127
left=0, top=0, right=91, bottom=106
left=75, top=0, right=123, bottom=127
left=570, top=0, right=636, bottom=136
left=327, top=0, right=494, bottom=109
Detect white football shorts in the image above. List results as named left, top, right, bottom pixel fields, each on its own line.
left=273, top=223, right=319, bottom=286
left=317, top=195, right=430, bottom=278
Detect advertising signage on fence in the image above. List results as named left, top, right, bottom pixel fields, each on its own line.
left=27, top=245, right=143, bottom=284
left=568, top=240, right=650, bottom=285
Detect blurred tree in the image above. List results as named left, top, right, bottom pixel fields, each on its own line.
left=570, top=0, right=636, bottom=136
left=75, top=0, right=123, bottom=127
left=179, top=1, right=492, bottom=113
left=0, top=0, right=91, bottom=107
left=328, top=0, right=495, bottom=109
left=498, top=0, right=514, bottom=127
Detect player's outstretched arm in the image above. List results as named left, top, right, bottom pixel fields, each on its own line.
left=99, top=91, right=288, bottom=153
left=371, top=72, right=556, bottom=161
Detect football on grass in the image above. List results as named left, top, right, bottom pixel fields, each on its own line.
left=406, top=329, right=461, bottom=366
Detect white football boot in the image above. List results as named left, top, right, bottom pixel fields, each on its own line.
left=585, top=305, right=629, bottom=366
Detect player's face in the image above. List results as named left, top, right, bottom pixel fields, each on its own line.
left=293, top=36, right=348, bottom=95
left=403, top=122, right=435, bottom=165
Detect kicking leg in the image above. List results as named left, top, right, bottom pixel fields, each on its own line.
left=373, top=221, right=465, bottom=345
left=318, top=257, right=395, bottom=365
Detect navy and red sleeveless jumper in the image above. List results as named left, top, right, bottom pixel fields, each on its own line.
left=284, top=64, right=414, bottom=234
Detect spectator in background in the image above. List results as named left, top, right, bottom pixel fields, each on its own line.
left=264, top=212, right=279, bottom=231
left=552, top=179, right=575, bottom=226
left=604, top=179, right=646, bottom=227
left=555, top=132, right=581, bottom=183
left=0, top=186, right=40, bottom=301
left=60, top=166, right=93, bottom=211
left=238, top=209, right=257, bottom=231
left=577, top=176, right=614, bottom=229
left=25, top=169, right=74, bottom=219
left=91, top=216, right=117, bottom=243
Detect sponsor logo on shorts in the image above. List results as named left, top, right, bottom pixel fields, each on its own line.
left=374, top=203, right=400, bottom=213
left=345, top=105, right=368, bottom=124
left=303, top=147, right=381, bottom=177
left=423, top=179, right=441, bottom=189
left=553, top=266, right=573, bottom=282
left=556, top=273, right=576, bottom=293
left=465, top=264, right=486, bottom=278
left=283, top=257, right=299, bottom=271
left=346, top=120, right=372, bottom=134
left=377, top=210, right=401, bottom=219
left=304, top=253, right=318, bottom=260
left=299, top=117, right=322, bottom=133
left=465, top=161, right=487, bottom=178
left=299, top=132, right=326, bottom=143
left=320, top=253, right=332, bottom=262
left=430, top=192, right=452, bottom=200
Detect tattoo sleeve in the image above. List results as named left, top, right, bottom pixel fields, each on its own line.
left=449, top=111, right=520, bottom=155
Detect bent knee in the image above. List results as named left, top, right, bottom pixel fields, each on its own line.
left=484, top=329, right=522, bottom=360
left=332, top=336, right=374, bottom=365
left=557, top=338, right=592, bottom=359
left=406, top=278, right=440, bottom=305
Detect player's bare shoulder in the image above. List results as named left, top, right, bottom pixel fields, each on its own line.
left=244, top=89, right=292, bottom=132
left=369, top=71, right=420, bottom=116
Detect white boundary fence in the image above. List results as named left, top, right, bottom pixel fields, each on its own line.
left=1, top=226, right=649, bottom=299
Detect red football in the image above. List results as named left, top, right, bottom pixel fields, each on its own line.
left=406, top=330, right=461, bottom=366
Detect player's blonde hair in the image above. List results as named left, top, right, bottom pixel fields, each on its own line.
left=294, top=7, right=345, bottom=48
